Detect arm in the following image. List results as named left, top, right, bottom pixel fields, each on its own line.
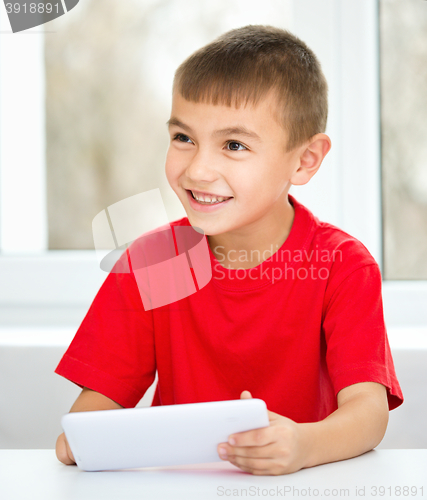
left=55, top=387, right=123, bottom=465
left=302, top=381, right=389, bottom=468
left=217, top=382, right=389, bottom=475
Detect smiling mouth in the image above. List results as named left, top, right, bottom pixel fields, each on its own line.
left=187, top=190, right=233, bottom=205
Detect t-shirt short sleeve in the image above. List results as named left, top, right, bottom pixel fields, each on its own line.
left=322, top=262, right=403, bottom=410
left=54, top=263, right=156, bottom=408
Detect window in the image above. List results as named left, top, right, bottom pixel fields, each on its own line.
left=1, top=0, right=426, bottom=329
left=379, top=0, right=427, bottom=280
left=44, top=0, right=293, bottom=249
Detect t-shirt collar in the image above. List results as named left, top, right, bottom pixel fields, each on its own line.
left=205, top=194, right=317, bottom=291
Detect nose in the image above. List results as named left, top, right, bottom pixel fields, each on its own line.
left=184, top=149, right=219, bottom=184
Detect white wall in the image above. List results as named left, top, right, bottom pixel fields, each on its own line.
left=0, top=328, right=157, bottom=449
left=0, top=327, right=425, bottom=450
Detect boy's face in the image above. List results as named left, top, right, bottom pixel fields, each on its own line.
left=165, top=91, right=303, bottom=238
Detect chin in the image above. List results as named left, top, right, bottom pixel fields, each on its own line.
left=187, top=219, right=210, bottom=236
left=184, top=216, right=218, bottom=237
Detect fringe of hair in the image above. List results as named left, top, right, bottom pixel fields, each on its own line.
left=172, top=25, right=328, bottom=152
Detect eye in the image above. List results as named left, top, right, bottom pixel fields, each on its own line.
left=226, top=141, right=247, bottom=152
left=172, top=133, right=247, bottom=151
left=172, top=133, right=193, bottom=144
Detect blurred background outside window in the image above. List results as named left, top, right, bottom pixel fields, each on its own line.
left=379, top=0, right=427, bottom=279
left=44, top=0, right=292, bottom=249
left=1, top=0, right=426, bottom=281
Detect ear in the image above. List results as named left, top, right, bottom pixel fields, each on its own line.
left=290, top=133, right=332, bottom=186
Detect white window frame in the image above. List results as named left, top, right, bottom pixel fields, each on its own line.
left=1, top=0, right=426, bottom=330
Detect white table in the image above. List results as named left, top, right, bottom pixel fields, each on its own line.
left=1, top=450, right=426, bottom=500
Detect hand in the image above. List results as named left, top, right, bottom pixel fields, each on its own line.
left=217, top=391, right=309, bottom=476
left=55, top=432, right=76, bottom=465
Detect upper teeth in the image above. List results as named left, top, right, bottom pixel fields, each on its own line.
left=191, top=191, right=229, bottom=203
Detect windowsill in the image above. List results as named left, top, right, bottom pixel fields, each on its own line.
left=0, top=326, right=426, bottom=349
left=0, top=326, right=76, bottom=346
left=385, top=326, right=427, bottom=350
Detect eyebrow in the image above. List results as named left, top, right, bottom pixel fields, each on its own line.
left=166, top=117, right=262, bottom=142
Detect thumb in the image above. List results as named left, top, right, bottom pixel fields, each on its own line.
left=267, top=409, right=281, bottom=422
left=240, top=390, right=253, bottom=399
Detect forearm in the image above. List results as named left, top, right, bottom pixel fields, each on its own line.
left=56, top=387, right=123, bottom=465
left=300, top=392, right=389, bottom=469
left=69, top=387, right=123, bottom=412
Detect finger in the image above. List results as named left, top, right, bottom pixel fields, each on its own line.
left=267, top=410, right=281, bottom=421
left=240, top=390, right=253, bottom=399
left=228, top=442, right=279, bottom=459
left=218, top=441, right=278, bottom=461
left=229, top=461, right=270, bottom=475
left=56, top=433, right=75, bottom=465
left=228, top=425, right=275, bottom=447
left=228, top=455, right=276, bottom=475
left=64, top=436, right=76, bottom=464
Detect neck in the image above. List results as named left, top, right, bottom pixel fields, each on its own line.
left=208, top=196, right=295, bottom=270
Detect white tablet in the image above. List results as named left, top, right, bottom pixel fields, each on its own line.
left=61, top=398, right=269, bottom=471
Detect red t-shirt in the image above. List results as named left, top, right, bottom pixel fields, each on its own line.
left=55, top=194, right=403, bottom=423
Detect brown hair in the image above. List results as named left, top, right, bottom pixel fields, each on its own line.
left=172, top=25, right=328, bottom=152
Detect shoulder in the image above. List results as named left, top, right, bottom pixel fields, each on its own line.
left=291, top=195, right=378, bottom=274
left=292, top=198, right=382, bottom=299
left=309, top=221, right=382, bottom=310
left=113, top=215, right=192, bottom=275
left=312, top=220, right=378, bottom=270
left=170, top=216, right=191, bottom=228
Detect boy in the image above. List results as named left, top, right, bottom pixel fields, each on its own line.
left=55, top=25, right=403, bottom=476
